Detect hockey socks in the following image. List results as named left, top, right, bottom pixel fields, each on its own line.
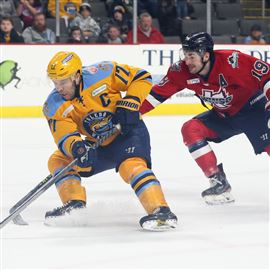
left=181, top=119, right=219, bottom=177
left=188, top=140, right=218, bottom=177
left=130, top=169, right=168, bottom=214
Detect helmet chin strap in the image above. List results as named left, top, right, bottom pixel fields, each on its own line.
left=74, top=81, right=80, bottom=98
left=73, top=72, right=82, bottom=99
left=196, top=57, right=209, bottom=75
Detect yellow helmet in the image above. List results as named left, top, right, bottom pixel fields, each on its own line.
left=47, top=51, right=82, bottom=80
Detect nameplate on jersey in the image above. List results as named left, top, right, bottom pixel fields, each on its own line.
left=92, top=84, right=107, bottom=97
left=62, top=105, right=74, bottom=118
left=187, top=78, right=200, bottom=85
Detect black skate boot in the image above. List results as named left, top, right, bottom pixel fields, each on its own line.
left=45, top=200, right=86, bottom=220
left=139, top=206, right=178, bottom=231
left=202, top=164, right=235, bottom=205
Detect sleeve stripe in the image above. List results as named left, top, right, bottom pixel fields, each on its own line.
left=132, top=70, right=148, bottom=82
left=116, top=65, right=130, bottom=76
left=124, top=95, right=141, bottom=103
left=149, top=90, right=168, bottom=103
left=58, top=132, right=81, bottom=156
left=146, top=94, right=161, bottom=107
left=115, top=73, right=128, bottom=85
left=263, top=79, right=270, bottom=97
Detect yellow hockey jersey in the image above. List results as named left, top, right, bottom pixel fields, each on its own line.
left=43, top=61, right=152, bottom=157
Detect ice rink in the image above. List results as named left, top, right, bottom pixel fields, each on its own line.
left=0, top=116, right=269, bottom=269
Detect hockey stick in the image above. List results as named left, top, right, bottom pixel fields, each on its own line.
left=0, top=125, right=120, bottom=229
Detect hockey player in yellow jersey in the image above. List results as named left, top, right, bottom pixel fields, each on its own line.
left=43, top=51, right=177, bottom=231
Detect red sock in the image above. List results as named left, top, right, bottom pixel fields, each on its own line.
left=264, top=144, right=270, bottom=156
left=181, top=119, right=220, bottom=177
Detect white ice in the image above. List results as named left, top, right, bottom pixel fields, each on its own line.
left=0, top=116, right=269, bottom=269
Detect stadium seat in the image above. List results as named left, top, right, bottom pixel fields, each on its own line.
left=46, top=18, right=69, bottom=36
left=239, top=19, right=269, bottom=36
left=191, top=3, right=215, bottom=19
left=212, top=35, right=235, bottom=44
left=212, top=19, right=240, bottom=36
left=181, top=19, right=207, bottom=36
left=164, top=36, right=180, bottom=44
left=152, top=18, right=160, bottom=30
left=12, top=17, right=23, bottom=33
left=215, top=3, right=243, bottom=19
left=91, top=2, right=107, bottom=18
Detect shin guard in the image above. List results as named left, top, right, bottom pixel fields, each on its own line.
left=119, top=158, right=168, bottom=214
left=181, top=119, right=219, bottom=177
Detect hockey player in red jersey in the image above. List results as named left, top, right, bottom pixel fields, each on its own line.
left=140, top=32, right=270, bottom=205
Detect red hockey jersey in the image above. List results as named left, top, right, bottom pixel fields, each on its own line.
left=140, top=50, right=270, bottom=116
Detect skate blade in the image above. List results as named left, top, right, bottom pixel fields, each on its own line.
left=141, top=219, right=177, bottom=232
left=203, top=192, right=235, bottom=205
left=44, top=208, right=88, bottom=227
left=12, top=215, right=28, bottom=225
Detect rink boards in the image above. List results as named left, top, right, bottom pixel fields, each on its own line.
left=1, top=44, right=269, bottom=117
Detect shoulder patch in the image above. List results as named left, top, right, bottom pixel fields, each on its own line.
left=170, top=60, right=182, bottom=72
left=227, top=52, right=239, bottom=69
left=82, top=61, right=114, bottom=90
left=43, top=89, right=65, bottom=118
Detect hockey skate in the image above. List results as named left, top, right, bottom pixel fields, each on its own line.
left=44, top=200, right=86, bottom=226
left=202, top=164, right=235, bottom=205
left=139, top=206, right=177, bottom=231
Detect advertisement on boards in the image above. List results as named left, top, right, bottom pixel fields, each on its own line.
left=1, top=44, right=270, bottom=116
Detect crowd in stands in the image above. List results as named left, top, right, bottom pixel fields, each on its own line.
left=0, top=0, right=269, bottom=44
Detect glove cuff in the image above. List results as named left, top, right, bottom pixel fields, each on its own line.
left=71, top=140, right=86, bottom=158
left=116, top=96, right=140, bottom=112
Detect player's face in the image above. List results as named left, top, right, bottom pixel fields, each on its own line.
left=53, top=78, right=76, bottom=100
left=184, top=52, right=204, bottom=74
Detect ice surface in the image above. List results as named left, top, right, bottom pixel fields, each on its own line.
left=0, top=116, right=269, bottom=269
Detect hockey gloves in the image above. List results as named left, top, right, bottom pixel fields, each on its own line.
left=72, top=141, right=96, bottom=169
left=112, top=96, right=141, bottom=136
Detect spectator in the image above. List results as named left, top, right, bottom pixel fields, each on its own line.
left=22, top=12, right=56, bottom=43
left=16, top=0, right=43, bottom=30
left=244, top=24, right=267, bottom=45
left=176, top=0, right=190, bottom=19
left=67, top=25, right=85, bottom=43
left=106, top=0, right=133, bottom=18
left=47, top=0, right=81, bottom=19
left=0, top=16, right=24, bottom=43
left=157, top=0, right=177, bottom=36
left=0, top=0, right=16, bottom=17
left=101, top=5, right=131, bottom=42
left=98, top=25, right=124, bottom=43
left=70, top=2, right=100, bottom=43
left=126, top=12, right=165, bottom=44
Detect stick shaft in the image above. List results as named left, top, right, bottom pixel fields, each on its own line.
left=1, top=125, right=120, bottom=229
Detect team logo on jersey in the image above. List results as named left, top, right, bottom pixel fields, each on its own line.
left=98, top=63, right=111, bottom=71
left=43, top=102, right=49, bottom=116
left=227, top=52, right=239, bottom=69
left=83, top=111, right=114, bottom=139
left=170, top=61, right=182, bottom=72
left=200, top=87, right=233, bottom=109
left=86, top=66, right=98, bottom=74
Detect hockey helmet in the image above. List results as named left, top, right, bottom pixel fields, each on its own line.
left=47, top=51, right=82, bottom=80
left=182, top=32, right=214, bottom=54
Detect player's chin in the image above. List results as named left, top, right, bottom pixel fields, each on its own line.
left=62, top=94, right=72, bottom=101
left=188, top=67, right=197, bottom=74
